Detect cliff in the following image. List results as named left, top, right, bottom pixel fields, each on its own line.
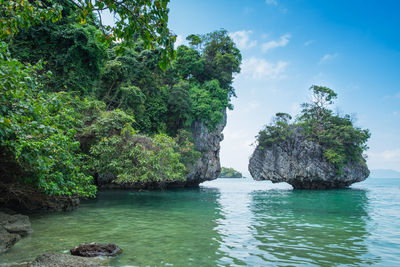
left=248, top=128, right=369, bottom=189
left=184, top=109, right=227, bottom=186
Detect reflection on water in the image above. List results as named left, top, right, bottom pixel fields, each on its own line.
left=1, top=178, right=400, bottom=266
left=249, top=189, right=377, bottom=266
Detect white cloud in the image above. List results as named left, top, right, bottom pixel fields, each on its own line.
left=304, top=40, right=314, bottom=46
left=174, top=35, right=185, bottom=48
left=229, top=30, right=257, bottom=50
left=319, top=53, right=338, bottom=64
left=240, top=57, right=288, bottom=80
left=369, top=149, right=400, bottom=161
left=261, top=34, right=291, bottom=52
left=266, top=0, right=278, bottom=5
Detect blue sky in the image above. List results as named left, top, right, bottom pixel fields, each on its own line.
left=168, top=0, right=400, bottom=175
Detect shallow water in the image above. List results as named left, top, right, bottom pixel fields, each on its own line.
left=1, top=178, right=399, bottom=266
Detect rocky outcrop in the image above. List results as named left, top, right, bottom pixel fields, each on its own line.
left=29, top=252, right=110, bottom=267
left=248, top=128, right=369, bottom=189
left=70, top=243, right=122, bottom=257
left=184, top=109, right=227, bottom=186
left=0, top=183, right=79, bottom=212
left=0, top=212, right=32, bottom=253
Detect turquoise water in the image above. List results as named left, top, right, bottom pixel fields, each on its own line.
left=1, top=178, right=400, bottom=266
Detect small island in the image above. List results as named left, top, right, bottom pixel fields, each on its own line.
left=218, top=167, right=243, bottom=178
left=249, top=86, right=370, bottom=189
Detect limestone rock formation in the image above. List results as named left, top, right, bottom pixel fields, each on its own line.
left=184, top=109, right=227, bottom=186
left=248, top=129, right=369, bottom=189
left=0, top=211, right=32, bottom=253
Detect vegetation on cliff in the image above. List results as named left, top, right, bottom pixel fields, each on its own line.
left=0, top=0, right=241, bottom=197
left=218, top=167, right=243, bottom=178
left=257, top=85, right=370, bottom=173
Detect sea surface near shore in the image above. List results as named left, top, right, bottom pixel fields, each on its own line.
left=1, top=178, right=399, bottom=266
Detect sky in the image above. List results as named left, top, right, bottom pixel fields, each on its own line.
left=167, top=0, right=400, bottom=176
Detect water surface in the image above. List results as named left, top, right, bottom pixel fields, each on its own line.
left=1, top=178, right=399, bottom=266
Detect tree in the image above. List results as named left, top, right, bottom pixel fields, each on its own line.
left=257, top=86, right=370, bottom=172
left=1, top=0, right=176, bottom=68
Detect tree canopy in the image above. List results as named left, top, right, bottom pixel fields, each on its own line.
left=0, top=1, right=241, bottom=197
left=257, top=86, right=370, bottom=172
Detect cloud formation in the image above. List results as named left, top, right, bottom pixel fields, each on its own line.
left=240, top=57, right=288, bottom=80
left=174, top=35, right=185, bottom=48
left=319, top=53, right=338, bottom=64
left=265, top=0, right=278, bottom=5
left=261, top=34, right=291, bottom=52
left=229, top=30, right=257, bottom=50
left=304, top=40, right=314, bottom=46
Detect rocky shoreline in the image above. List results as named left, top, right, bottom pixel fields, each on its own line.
left=0, top=212, right=32, bottom=254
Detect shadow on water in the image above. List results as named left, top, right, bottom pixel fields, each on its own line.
left=249, top=188, right=379, bottom=266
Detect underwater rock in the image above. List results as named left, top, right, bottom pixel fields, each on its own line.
left=70, top=243, right=122, bottom=257
left=0, top=212, right=32, bottom=253
left=29, top=252, right=109, bottom=267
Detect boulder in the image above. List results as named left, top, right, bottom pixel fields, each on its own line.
left=29, top=252, right=110, bottom=267
left=0, top=212, right=32, bottom=253
left=248, top=128, right=369, bottom=189
left=70, top=243, right=122, bottom=257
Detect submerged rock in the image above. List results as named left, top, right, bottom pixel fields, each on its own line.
left=70, top=243, right=122, bottom=257
left=29, top=252, right=109, bottom=267
left=0, top=212, right=32, bottom=253
left=248, top=128, right=369, bottom=189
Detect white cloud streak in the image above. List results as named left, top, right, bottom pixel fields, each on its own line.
left=261, top=34, right=291, bottom=52
left=240, top=57, right=288, bottom=80
left=319, top=53, right=338, bottom=64
left=229, top=30, right=257, bottom=50
left=304, top=40, right=314, bottom=46
left=266, top=0, right=278, bottom=5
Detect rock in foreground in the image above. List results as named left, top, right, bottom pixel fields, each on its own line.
left=70, top=243, right=122, bottom=257
left=0, top=212, right=32, bottom=253
left=29, top=252, right=109, bottom=267
left=248, top=130, right=370, bottom=189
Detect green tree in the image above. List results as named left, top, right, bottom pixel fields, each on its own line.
left=257, top=86, right=370, bottom=172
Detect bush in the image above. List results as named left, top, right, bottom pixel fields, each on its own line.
left=0, top=42, right=96, bottom=196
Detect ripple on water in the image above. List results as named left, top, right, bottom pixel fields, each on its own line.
left=0, top=178, right=399, bottom=266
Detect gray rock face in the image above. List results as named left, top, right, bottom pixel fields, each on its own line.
left=29, top=252, right=109, bottom=267
left=0, top=212, right=32, bottom=253
left=248, top=129, right=369, bottom=189
left=184, top=109, right=227, bottom=186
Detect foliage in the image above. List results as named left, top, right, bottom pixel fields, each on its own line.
left=257, top=86, right=370, bottom=171
left=1, top=0, right=176, bottom=69
left=174, top=129, right=201, bottom=167
left=1, top=0, right=243, bottom=197
left=0, top=42, right=96, bottom=196
left=219, top=167, right=243, bottom=178
left=10, top=22, right=108, bottom=94
left=88, top=130, right=186, bottom=183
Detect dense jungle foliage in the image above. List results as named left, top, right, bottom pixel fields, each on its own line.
left=218, top=167, right=243, bottom=178
left=257, top=86, right=370, bottom=173
left=0, top=0, right=241, bottom=197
